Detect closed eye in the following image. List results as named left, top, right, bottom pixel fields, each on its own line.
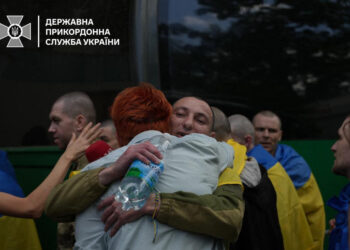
left=175, top=112, right=185, bottom=117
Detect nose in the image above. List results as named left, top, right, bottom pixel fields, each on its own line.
left=331, top=141, right=337, bottom=153
left=183, top=115, right=193, bottom=131
left=48, top=123, right=55, bottom=133
left=262, top=129, right=269, bottom=137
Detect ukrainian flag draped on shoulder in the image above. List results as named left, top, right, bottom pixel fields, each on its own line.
left=0, top=150, right=42, bottom=250
left=248, top=145, right=317, bottom=250
left=217, top=139, right=244, bottom=188
left=275, top=144, right=325, bottom=250
left=275, top=144, right=311, bottom=188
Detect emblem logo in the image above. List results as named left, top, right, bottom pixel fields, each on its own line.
left=0, top=15, right=31, bottom=48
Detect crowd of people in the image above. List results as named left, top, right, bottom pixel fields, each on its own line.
left=0, top=83, right=349, bottom=250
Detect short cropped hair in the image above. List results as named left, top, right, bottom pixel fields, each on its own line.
left=211, top=106, right=231, bottom=141
left=253, top=110, right=282, bottom=129
left=101, top=120, right=116, bottom=132
left=57, top=92, right=96, bottom=123
left=228, top=114, right=255, bottom=144
left=110, top=83, right=172, bottom=146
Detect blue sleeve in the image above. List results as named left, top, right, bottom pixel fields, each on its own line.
left=0, top=151, right=25, bottom=217
left=0, top=150, right=24, bottom=197
left=0, top=150, right=17, bottom=180
left=327, top=183, right=350, bottom=250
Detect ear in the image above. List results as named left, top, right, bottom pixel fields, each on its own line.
left=75, top=114, right=88, bottom=133
left=244, top=135, right=253, bottom=149
left=210, top=131, right=216, bottom=138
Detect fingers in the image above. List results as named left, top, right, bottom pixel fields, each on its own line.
left=143, top=142, right=163, bottom=160
left=67, top=133, right=77, bottom=146
left=64, top=133, right=77, bottom=153
left=79, top=122, right=102, bottom=142
left=100, top=200, right=116, bottom=223
left=85, top=123, right=102, bottom=142
left=101, top=205, right=114, bottom=225
left=104, top=202, right=122, bottom=232
left=109, top=208, right=145, bottom=236
left=80, top=122, right=93, bottom=136
left=127, top=142, right=162, bottom=165
left=99, top=199, right=147, bottom=236
left=139, top=143, right=162, bottom=165
left=110, top=219, right=123, bottom=236
left=108, top=208, right=136, bottom=236
left=98, top=196, right=122, bottom=232
left=98, top=196, right=115, bottom=211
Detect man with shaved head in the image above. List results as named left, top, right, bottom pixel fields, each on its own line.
left=49, top=92, right=96, bottom=149
left=252, top=110, right=325, bottom=250
left=252, top=111, right=282, bottom=156
left=48, top=91, right=96, bottom=250
left=171, top=97, right=216, bottom=138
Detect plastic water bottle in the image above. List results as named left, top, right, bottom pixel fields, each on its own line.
left=115, top=135, right=170, bottom=211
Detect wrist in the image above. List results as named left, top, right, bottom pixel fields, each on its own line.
left=144, top=193, right=161, bottom=218
left=98, top=167, right=113, bottom=186
left=61, top=152, right=75, bottom=163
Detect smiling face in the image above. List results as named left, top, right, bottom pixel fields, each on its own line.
left=331, top=117, right=350, bottom=178
left=170, top=97, right=215, bottom=138
left=253, top=114, right=282, bottom=156
left=48, top=100, right=76, bottom=149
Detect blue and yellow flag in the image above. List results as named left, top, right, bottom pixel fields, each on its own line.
left=0, top=150, right=42, bottom=250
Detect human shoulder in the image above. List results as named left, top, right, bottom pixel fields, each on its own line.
left=275, top=144, right=311, bottom=188
left=275, top=144, right=309, bottom=167
left=172, top=133, right=234, bottom=170
left=247, top=145, right=277, bottom=170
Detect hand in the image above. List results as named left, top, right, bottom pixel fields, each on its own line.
left=98, top=193, right=159, bottom=236
left=100, top=142, right=163, bottom=185
left=116, top=141, right=163, bottom=166
left=63, top=122, right=102, bottom=161
left=327, top=218, right=336, bottom=234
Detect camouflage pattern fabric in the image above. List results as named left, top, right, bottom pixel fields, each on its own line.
left=56, top=155, right=88, bottom=250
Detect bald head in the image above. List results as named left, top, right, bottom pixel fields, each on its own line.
left=170, top=97, right=215, bottom=138
left=211, top=106, right=231, bottom=142
left=228, top=114, right=255, bottom=150
left=57, top=92, right=96, bottom=123
left=48, top=92, right=96, bottom=149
